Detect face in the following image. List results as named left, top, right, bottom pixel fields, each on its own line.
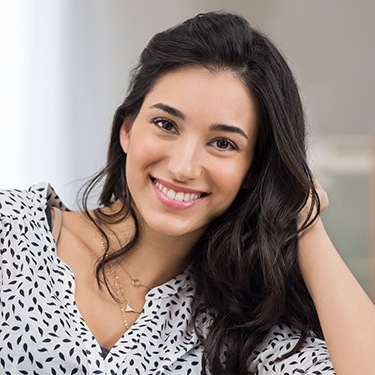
left=120, top=66, right=258, bottom=241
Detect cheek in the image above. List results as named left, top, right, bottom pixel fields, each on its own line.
left=126, top=134, right=166, bottom=170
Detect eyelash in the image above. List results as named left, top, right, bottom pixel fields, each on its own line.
left=152, top=118, right=178, bottom=133
left=211, top=139, right=237, bottom=151
left=152, top=118, right=238, bottom=151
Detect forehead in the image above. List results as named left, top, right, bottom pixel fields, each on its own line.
left=142, top=66, right=257, bottom=129
left=147, top=66, right=249, bottom=100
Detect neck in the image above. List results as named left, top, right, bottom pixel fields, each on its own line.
left=130, top=228, right=197, bottom=287
left=102, top=207, right=201, bottom=289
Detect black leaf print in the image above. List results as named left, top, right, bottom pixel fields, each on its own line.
left=0, top=184, right=336, bottom=374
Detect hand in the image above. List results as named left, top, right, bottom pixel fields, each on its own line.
left=313, top=179, right=329, bottom=213
left=297, top=179, right=329, bottom=231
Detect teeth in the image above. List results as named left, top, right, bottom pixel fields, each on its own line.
left=175, top=192, right=184, bottom=202
left=166, top=189, right=176, bottom=199
left=154, top=180, right=202, bottom=202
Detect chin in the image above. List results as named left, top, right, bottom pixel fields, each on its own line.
left=145, top=220, right=205, bottom=240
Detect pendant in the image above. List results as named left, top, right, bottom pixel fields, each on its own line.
left=125, top=302, right=135, bottom=312
left=124, top=302, right=141, bottom=314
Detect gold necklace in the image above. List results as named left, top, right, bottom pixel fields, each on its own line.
left=120, top=264, right=151, bottom=291
left=101, top=235, right=148, bottom=330
left=109, top=263, right=143, bottom=314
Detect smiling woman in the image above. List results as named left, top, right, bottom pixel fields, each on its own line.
left=120, top=67, right=257, bottom=239
left=1, top=11, right=374, bottom=375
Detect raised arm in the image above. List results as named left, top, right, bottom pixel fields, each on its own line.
left=298, top=181, right=375, bottom=375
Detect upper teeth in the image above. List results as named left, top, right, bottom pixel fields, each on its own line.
left=154, top=181, right=202, bottom=202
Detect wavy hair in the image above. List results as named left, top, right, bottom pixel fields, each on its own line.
left=81, top=11, right=321, bottom=375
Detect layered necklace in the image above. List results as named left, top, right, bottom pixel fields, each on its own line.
left=101, top=235, right=151, bottom=330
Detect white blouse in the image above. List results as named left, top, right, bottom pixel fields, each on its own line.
left=0, top=183, right=335, bottom=374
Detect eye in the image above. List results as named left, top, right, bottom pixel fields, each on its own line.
left=211, top=138, right=237, bottom=151
left=153, top=118, right=178, bottom=134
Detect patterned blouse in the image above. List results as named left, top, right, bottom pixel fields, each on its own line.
left=0, top=183, right=336, bottom=374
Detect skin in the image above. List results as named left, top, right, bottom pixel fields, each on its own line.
left=120, top=66, right=257, bottom=243
left=56, top=66, right=258, bottom=349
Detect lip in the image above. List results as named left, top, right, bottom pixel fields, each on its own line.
left=151, top=177, right=208, bottom=209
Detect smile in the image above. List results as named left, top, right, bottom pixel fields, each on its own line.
left=152, top=179, right=206, bottom=202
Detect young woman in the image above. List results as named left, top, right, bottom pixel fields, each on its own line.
left=1, top=11, right=374, bottom=375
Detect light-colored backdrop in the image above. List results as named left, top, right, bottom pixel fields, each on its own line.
left=1, top=0, right=374, bottom=296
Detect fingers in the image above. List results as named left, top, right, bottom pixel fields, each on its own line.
left=313, top=179, right=329, bottom=214
left=297, top=179, right=329, bottom=231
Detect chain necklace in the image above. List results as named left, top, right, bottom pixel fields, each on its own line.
left=120, top=266, right=152, bottom=291
left=101, top=235, right=150, bottom=330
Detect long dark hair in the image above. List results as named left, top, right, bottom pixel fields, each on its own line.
left=81, top=11, right=321, bottom=374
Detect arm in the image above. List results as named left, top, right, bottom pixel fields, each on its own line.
left=298, top=182, right=375, bottom=375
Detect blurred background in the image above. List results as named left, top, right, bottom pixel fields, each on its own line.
left=0, top=0, right=374, bottom=298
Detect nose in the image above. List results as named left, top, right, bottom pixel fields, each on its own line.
left=168, top=139, right=203, bottom=181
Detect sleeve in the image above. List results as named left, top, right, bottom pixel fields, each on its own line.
left=0, top=182, right=60, bottom=287
left=248, top=324, right=336, bottom=375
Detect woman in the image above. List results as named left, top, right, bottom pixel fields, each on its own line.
left=1, top=11, right=374, bottom=375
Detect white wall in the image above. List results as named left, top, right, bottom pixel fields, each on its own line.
left=0, top=1, right=72, bottom=192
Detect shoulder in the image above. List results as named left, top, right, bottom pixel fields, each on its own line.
left=0, top=182, right=67, bottom=269
left=248, top=324, right=335, bottom=374
left=0, top=182, right=65, bottom=218
left=0, top=182, right=66, bottom=246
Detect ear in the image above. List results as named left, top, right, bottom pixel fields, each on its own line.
left=119, top=116, right=134, bottom=154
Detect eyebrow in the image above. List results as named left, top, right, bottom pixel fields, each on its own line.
left=150, top=102, right=248, bottom=140
left=210, top=124, right=249, bottom=140
left=149, top=103, right=186, bottom=120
